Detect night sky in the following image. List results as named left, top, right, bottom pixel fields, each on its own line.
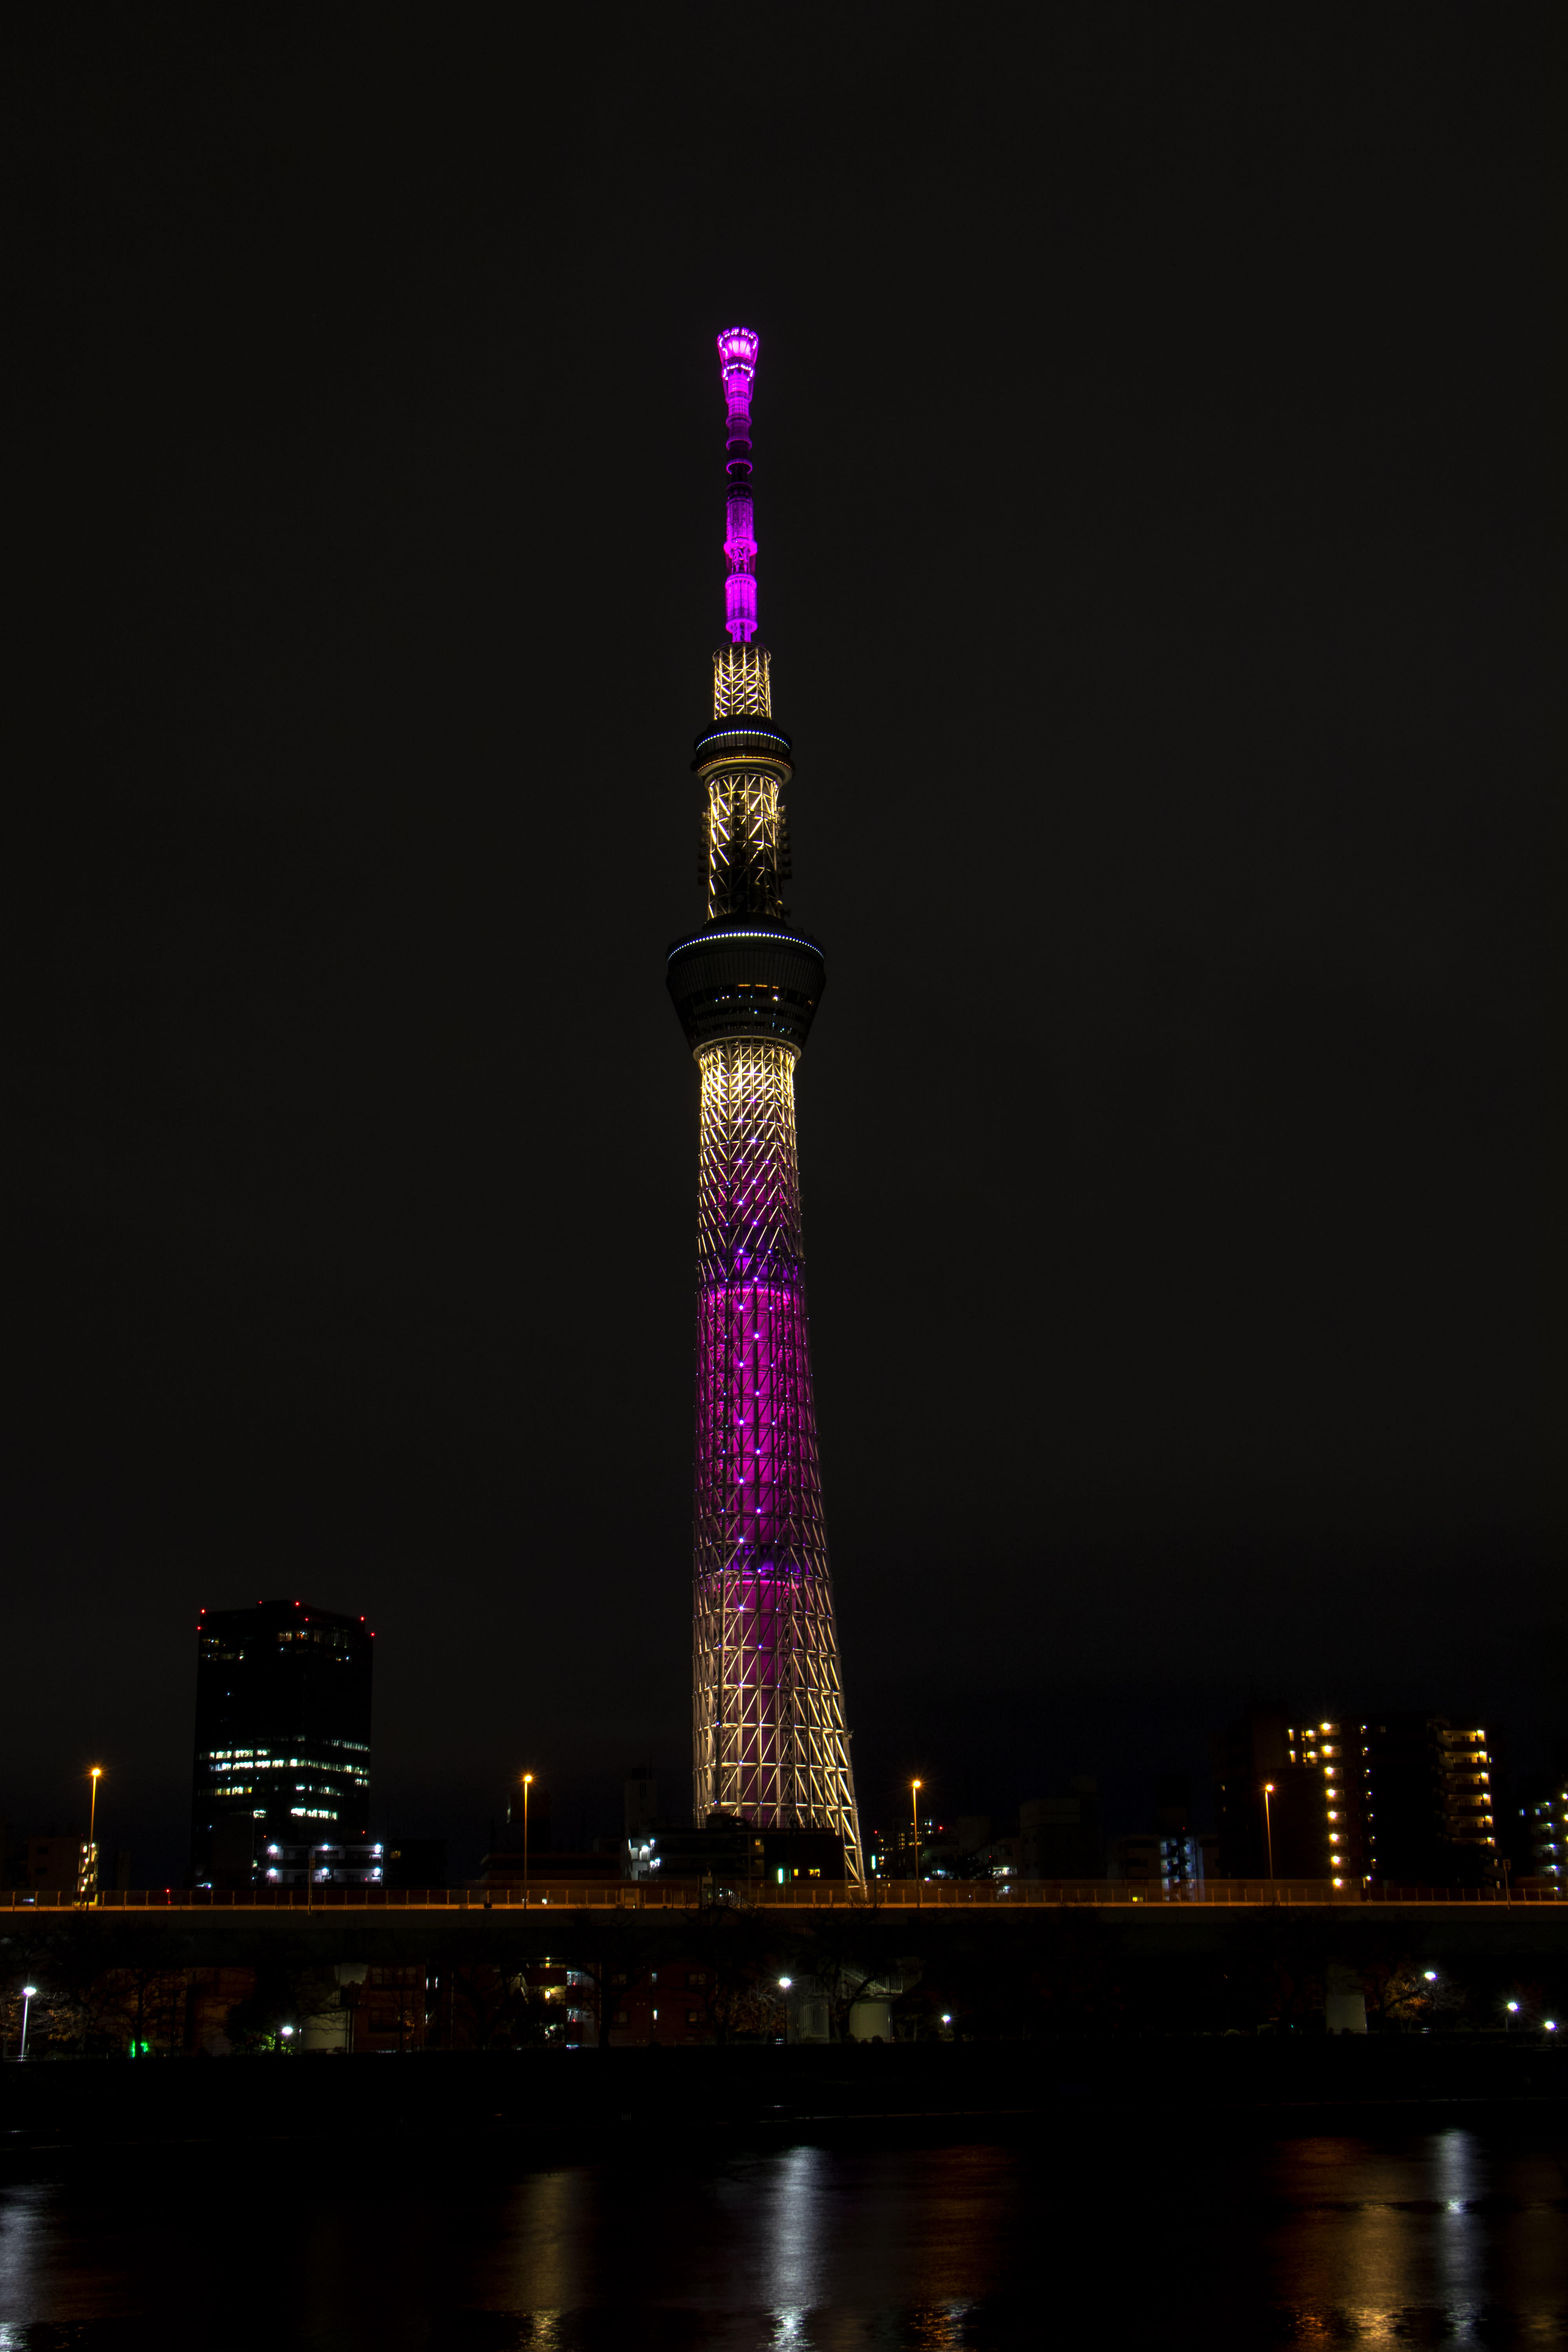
left=7, top=11, right=1552, bottom=1882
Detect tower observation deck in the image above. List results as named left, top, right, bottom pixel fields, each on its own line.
left=666, top=327, right=863, bottom=1880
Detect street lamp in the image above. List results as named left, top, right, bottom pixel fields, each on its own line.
left=778, top=1976, right=793, bottom=1989
left=84, top=1766, right=103, bottom=1906
left=522, top=1773, right=534, bottom=1906
left=19, top=1986, right=38, bottom=2062
left=911, top=1779, right=924, bottom=1909
left=1262, top=1783, right=1276, bottom=1881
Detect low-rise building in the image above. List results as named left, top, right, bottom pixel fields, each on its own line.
left=1522, top=1784, right=1568, bottom=1889
left=257, top=1838, right=385, bottom=1890
left=1020, top=1781, right=1103, bottom=1880
left=16, top=1835, right=93, bottom=1896
left=1108, top=1831, right=1215, bottom=1896
left=625, top=1819, right=844, bottom=1891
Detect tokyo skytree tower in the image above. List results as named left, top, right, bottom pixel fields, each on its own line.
left=666, top=328, right=864, bottom=1882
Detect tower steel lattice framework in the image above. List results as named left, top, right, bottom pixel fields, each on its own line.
left=666, top=328, right=864, bottom=1882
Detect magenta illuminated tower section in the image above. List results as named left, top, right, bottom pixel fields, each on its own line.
left=666, top=328, right=863, bottom=1880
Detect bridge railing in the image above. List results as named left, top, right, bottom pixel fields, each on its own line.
left=3, top=1879, right=1557, bottom=1913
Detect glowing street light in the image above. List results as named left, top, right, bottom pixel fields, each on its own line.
left=1424, top=1970, right=1438, bottom=1983
left=778, top=1976, right=793, bottom=1990
left=522, top=1773, right=534, bottom=1906
left=83, top=1766, right=103, bottom=1907
left=911, top=1779, right=924, bottom=1909
left=1262, top=1783, right=1276, bottom=1881
left=19, top=1986, right=38, bottom=2061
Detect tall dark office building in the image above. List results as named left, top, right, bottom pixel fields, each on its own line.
left=190, top=1599, right=374, bottom=1889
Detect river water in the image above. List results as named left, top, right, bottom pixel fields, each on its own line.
left=3, top=2119, right=1567, bottom=2346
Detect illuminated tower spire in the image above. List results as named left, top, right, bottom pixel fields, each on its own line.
left=666, top=328, right=864, bottom=1880
left=718, top=326, right=760, bottom=644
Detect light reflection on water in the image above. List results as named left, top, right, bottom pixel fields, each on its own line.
left=2, top=2124, right=1567, bottom=2346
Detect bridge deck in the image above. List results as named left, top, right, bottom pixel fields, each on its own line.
left=5, top=1880, right=1554, bottom=1915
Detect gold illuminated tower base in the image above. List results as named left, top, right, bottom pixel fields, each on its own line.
left=689, top=1037, right=861, bottom=1875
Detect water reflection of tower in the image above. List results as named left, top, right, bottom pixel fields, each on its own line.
left=666, top=328, right=863, bottom=1880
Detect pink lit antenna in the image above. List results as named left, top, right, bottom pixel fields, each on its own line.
left=717, top=327, right=760, bottom=642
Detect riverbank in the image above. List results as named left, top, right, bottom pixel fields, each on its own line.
left=5, top=2035, right=1567, bottom=2158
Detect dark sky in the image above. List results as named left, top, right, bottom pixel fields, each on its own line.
left=7, top=9, right=1553, bottom=1880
